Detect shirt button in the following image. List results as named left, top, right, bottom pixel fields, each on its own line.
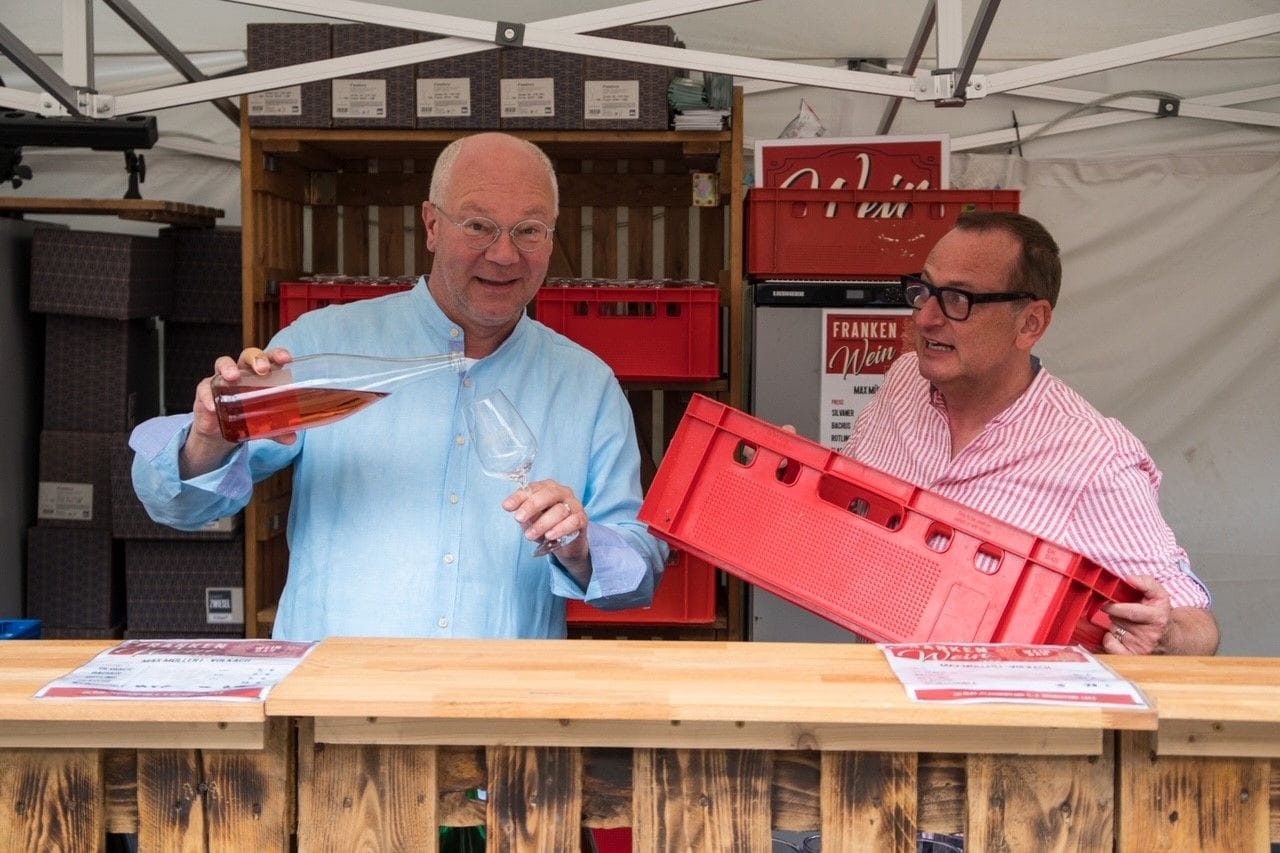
left=463, top=378, right=473, bottom=387
left=443, top=553, right=455, bottom=564
left=449, top=494, right=459, bottom=504
left=455, top=434, right=465, bottom=445
left=438, top=617, right=449, bottom=628
left=449, top=328, right=460, bottom=338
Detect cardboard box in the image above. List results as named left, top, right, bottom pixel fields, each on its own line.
left=499, top=46, right=583, bottom=130
left=246, top=22, right=332, bottom=128
left=414, top=35, right=500, bottom=129
left=166, top=226, right=242, bottom=324
left=29, top=228, right=173, bottom=319
left=164, top=321, right=242, bottom=415
left=581, top=25, right=676, bottom=130
left=37, top=430, right=121, bottom=530
left=125, top=538, right=245, bottom=633
left=43, top=315, right=160, bottom=431
left=26, top=526, right=124, bottom=629
left=111, top=438, right=242, bottom=540
left=330, top=24, right=418, bottom=128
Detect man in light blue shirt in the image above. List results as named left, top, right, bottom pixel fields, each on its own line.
left=131, top=133, right=667, bottom=640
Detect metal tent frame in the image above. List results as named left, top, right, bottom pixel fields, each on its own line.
left=1, top=0, right=1278, bottom=139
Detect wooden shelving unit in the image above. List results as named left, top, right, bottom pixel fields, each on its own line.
left=0, top=197, right=224, bottom=227
left=239, top=89, right=746, bottom=639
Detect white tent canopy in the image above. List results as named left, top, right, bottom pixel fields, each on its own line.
left=2, top=1, right=1278, bottom=654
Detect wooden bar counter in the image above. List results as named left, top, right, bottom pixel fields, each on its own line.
left=0, top=641, right=291, bottom=852
left=268, top=638, right=1161, bottom=852
left=4, top=639, right=1277, bottom=851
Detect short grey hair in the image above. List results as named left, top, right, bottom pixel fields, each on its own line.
left=428, top=133, right=559, bottom=214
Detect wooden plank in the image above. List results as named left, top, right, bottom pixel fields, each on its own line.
left=632, top=748, right=772, bottom=851
left=918, top=753, right=965, bottom=835
left=772, top=750, right=820, bottom=832
left=105, top=748, right=137, bottom=834
left=0, top=749, right=103, bottom=852
left=311, top=205, right=339, bottom=276
left=591, top=161, right=619, bottom=279
left=136, top=748, right=206, bottom=852
left=199, top=717, right=292, bottom=852
left=1117, top=730, right=1269, bottom=852
left=340, top=161, right=370, bottom=276
left=699, top=201, right=725, bottom=286
left=663, top=203, right=690, bottom=280
left=486, top=746, right=582, bottom=851
left=548, top=159, right=581, bottom=279
left=627, top=160, right=655, bottom=280
left=1270, top=758, right=1278, bottom=843
left=968, top=739, right=1115, bottom=852
left=296, top=719, right=438, bottom=853
left=377, top=159, right=407, bottom=277
left=821, top=751, right=917, bottom=852
left=0, top=196, right=223, bottom=225
left=412, top=159, right=432, bottom=277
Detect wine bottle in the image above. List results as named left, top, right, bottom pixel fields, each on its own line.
left=212, top=352, right=464, bottom=442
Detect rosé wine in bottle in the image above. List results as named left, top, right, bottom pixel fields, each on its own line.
left=212, top=352, right=463, bottom=442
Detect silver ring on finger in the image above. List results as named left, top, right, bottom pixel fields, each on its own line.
left=1112, top=625, right=1128, bottom=642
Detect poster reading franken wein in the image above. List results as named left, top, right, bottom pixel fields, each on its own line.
left=820, top=309, right=913, bottom=449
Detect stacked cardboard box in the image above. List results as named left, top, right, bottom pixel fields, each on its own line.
left=26, top=226, right=246, bottom=639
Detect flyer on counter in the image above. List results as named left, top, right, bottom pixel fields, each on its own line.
left=35, top=639, right=317, bottom=701
left=879, top=643, right=1150, bottom=708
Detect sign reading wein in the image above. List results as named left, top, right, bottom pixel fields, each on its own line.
left=819, top=309, right=913, bottom=449
left=754, top=133, right=950, bottom=194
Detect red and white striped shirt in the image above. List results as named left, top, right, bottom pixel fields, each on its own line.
left=843, top=352, right=1210, bottom=608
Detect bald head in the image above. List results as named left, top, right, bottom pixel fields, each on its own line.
left=429, top=133, right=559, bottom=214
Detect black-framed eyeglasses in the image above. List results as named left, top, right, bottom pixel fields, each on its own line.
left=434, top=207, right=555, bottom=253
left=900, top=273, right=1038, bottom=321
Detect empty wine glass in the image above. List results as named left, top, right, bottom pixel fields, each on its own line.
left=466, top=390, right=579, bottom=557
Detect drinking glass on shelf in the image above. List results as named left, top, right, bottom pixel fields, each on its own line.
left=466, top=390, right=579, bottom=557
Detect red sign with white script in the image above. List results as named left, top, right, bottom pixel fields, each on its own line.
left=755, top=133, right=949, bottom=192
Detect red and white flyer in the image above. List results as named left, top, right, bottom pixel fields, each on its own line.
left=35, top=639, right=317, bottom=701
left=879, top=643, right=1149, bottom=708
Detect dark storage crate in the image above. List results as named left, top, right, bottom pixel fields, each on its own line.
left=43, top=314, right=160, bottom=431
left=42, top=624, right=124, bottom=639
left=29, top=228, right=173, bottom=319
left=414, top=36, right=500, bottom=128
left=26, top=526, right=124, bottom=629
left=164, top=321, right=243, bottom=415
left=581, top=25, right=675, bottom=130
left=37, top=430, right=121, bottom=529
left=499, top=47, right=583, bottom=130
left=330, top=24, right=417, bottom=128
left=125, top=537, right=245, bottom=633
left=246, top=23, right=332, bottom=128
left=111, top=438, right=242, bottom=540
left=166, top=226, right=242, bottom=324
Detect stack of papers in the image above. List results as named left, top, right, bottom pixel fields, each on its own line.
left=669, top=76, right=730, bottom=131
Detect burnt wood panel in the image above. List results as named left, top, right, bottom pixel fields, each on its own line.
left=0, top=748, right=102, bottom=853
left=486, top=746, right=583, bottom=852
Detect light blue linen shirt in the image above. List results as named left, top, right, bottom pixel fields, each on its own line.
left=131, top=278, right=667, bottom=640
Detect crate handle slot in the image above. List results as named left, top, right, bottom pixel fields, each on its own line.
left=816, top=473, right=903, bottom=531
left=974, top=544, right=1003, bottom=575
left=731, top=439, right=758, bottom=466
left=925, top=522, right=953, bottom=552
left=596, top=301, right=658, bottom=318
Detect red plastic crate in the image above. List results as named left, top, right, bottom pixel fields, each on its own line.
left=639, top=395, right=1141, bottom=651
left=567, top=549, right=716, bottom=625
left=747, top=188, right=1021, bottom=278
left=534, top=283, right=720, bottom=381
left=278, top=279, right=415, bottom=327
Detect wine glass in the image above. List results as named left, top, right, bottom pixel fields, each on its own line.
left=466, top=390, right=579, bottom=557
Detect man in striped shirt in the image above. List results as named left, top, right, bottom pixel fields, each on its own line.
left=843, top=210, right=1218, bottom=655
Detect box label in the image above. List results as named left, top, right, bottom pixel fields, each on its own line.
left=248, top=87, right=303, bottom=116
left=198, top=516, right=238, bottom=534
left=206, top=587, right=245, bottom=624
left=333, top=78, right=387, bottom=118
left=584, top=80, right=640, bottom=120
left=38, top=481, right=93, bottom=521
left=416, top=78, right=472, bottom=117
left=501, top=78, right=555, bottom=117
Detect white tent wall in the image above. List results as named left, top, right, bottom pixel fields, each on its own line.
left=2, top=2, right=1277, bottom=653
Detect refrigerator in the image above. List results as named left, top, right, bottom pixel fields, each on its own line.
left=748, top=279, right=911, bottom=642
